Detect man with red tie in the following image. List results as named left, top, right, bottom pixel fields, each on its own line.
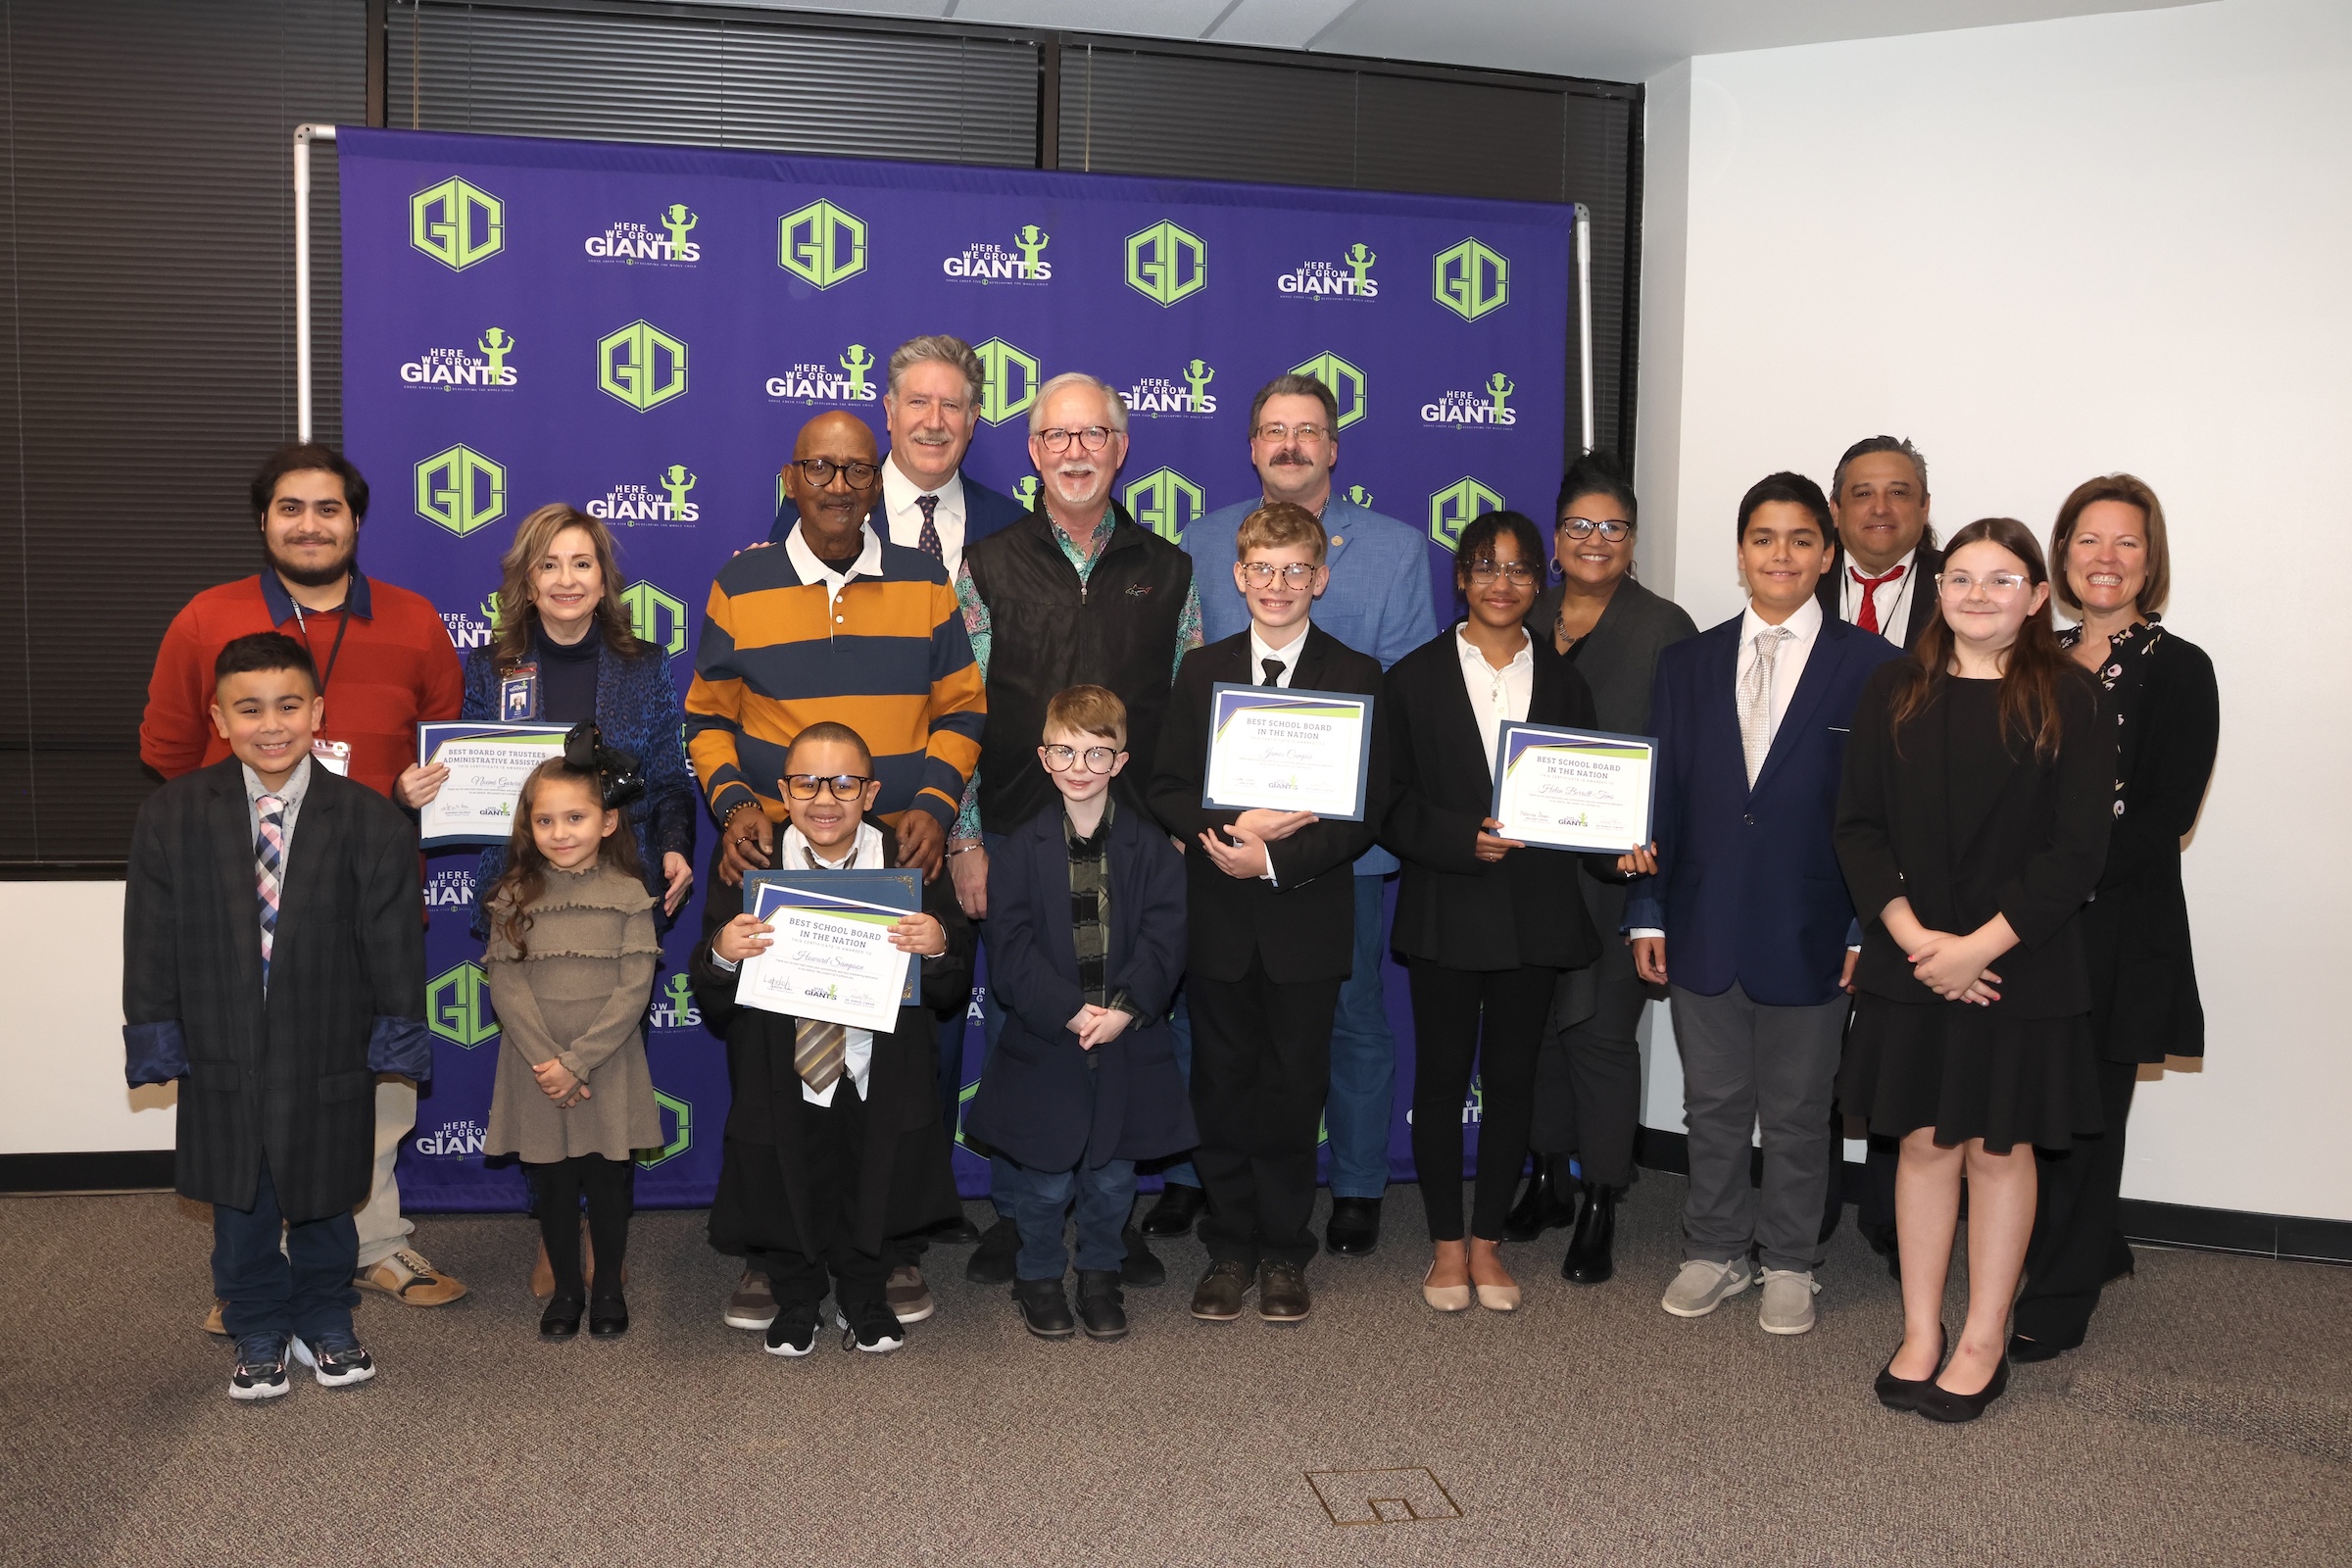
left=1812, top=434, right=1941, bottom=1272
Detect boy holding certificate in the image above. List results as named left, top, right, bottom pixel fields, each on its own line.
left=692, top=722, right=975, bottom=1357
left=963, top=686, right=1194, bottom=1343
left=1148, top=502, right=1389, bottom=1326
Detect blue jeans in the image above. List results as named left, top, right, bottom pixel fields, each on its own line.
left=992, top=1154, right=1137, bottom=1280
left=1325, top=873, right=1397, bottom=1199
left=212, top=1156, right=360, bottom=1343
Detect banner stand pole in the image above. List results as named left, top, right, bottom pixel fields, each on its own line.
left=1574, top=202, right=1595, bottom=456
left=295, top=124, right=339, bottom=444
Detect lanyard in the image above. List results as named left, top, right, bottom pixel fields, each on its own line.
left=288, top=579, right=356, bottom=696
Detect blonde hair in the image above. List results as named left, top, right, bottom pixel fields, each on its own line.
left=2049, top=472, right=2171, bottom=615
left=1236, top=501, right=1327, bottom=564
left=1043, top=684, right=1128, bottom=748
left=491, top=504, right=639, bottom=668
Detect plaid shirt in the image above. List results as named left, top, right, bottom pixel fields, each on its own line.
left=1064, top=799, right=1144, bottom=1020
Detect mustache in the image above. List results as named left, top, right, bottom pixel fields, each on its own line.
left=1270, top=450, right=1310, bottom=465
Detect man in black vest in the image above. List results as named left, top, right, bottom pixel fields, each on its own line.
left=947, top=371, right=1202, bottom=1284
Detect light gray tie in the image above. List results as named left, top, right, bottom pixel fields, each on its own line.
left=1740, top=626, right=1793, bottom=787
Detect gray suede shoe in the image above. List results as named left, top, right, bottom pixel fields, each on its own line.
left=1757, top=1268, right=1821, bottom=1335
left=1660, top=1257, right=1754, bottom=1318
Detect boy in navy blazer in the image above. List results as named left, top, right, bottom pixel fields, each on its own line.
left=964, top=686, right=1193, bottom=1343
left=1626, top=473, right=1905, bottom=1336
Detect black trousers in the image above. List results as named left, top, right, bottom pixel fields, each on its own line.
left=1527, top=955, right=1643, bottom=1190
left=1407, top=959, right=1555, bottom=1242
left=2014, top=1056, right=2140, bottom=1347
left=1825, top=994, right=1901, bottom=1252
left=747, top=1086, right=890, bottom=1313
left=527, top=1154, right=634, bottom=1304
left=1188, top=955, right=1341, bottom=1270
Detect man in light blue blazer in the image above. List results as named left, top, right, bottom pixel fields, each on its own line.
left=1152, top=371, right=1438, bottom=1256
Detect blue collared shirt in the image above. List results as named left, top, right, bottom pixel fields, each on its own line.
left=258, top=568, right=375, bottom=626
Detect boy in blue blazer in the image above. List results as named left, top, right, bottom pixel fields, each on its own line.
left=964, top=685, right=1194, bottom=1343
left=1625, top=473, right=1906, bottom=1336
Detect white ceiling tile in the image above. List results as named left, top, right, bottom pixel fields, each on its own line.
left=952, top=0, right=1232, bottom=37
left=1203, top=0, right=1363, bottom=49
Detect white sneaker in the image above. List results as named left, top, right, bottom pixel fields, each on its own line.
left=1757, top=1269, right=1821, bottom=1335
left=1661, top=1257, right=1754, bottom=1318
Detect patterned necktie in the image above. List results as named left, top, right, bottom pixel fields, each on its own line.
left=1261, top=657, right=1285, bottom=686
left=1739, top=628, right=1792, bottom=787
left=913, top=492, right=944, bottom=564
left=1850, top=563, right=1906, bottom=636
left=794, top=833, right=857, bottom=1093
left=255, top=794, right=286, bottom=985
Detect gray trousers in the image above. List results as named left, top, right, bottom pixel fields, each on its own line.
left=1670, top=981, right=1846, bottom=1275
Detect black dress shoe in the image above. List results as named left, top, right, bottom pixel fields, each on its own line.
left=1503, top=1156, right=1580, bottom=1243
left=1075, top=1270, right=1128, bottom=1341
left=1326, top=1196, right=1382, bottom=1256
left=1257, top=1260, right=1311, bottom=1322
left=1917, top=1352, right=2011, bottom=1423
left=1140, top=1183, right=1205, bottom=1239
left=587, top=1296, right=630, bottom=1339
left=1190, top=1259, right=1253, bottom=1321
left=540, top=1295, right=584, bottom=1339
left=934, top=1212, right=983, bottom=1245
left=1560, top=1185, right=1618, bottom=1284
left=1875, top=1324, right=1946, bottom=1411
left=965, top=1217, right=1020, bottom=1285
left=1119, top=1227, right=1166, bottom=1288
left=1013, top=1276, right=1075, bottom=1339
left=2007, top=1331, right=2077, bottom=1364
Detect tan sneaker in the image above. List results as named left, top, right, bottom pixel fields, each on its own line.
left=885, top=1265, right=935, bottom=1325
left=202, top=1298, right=228, bottom=1337
left=723, top=1269, right=778, bottom=1330
left=355, top=1247, right=469, bottom=1306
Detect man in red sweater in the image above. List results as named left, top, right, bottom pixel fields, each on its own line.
left=142, top=444, right=468, bottom=1323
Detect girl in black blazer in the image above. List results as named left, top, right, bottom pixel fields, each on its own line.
left=1384, top=513, right=1604, bottom=1314
left=1835, top=517, right=2114, bottom=1423
left=2013, top=475, right=2219, bottom=1360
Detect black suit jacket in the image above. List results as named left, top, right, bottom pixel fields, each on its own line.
left=1147, top=624, right=1389, bottom=984
left=769, top=468, right=1025, bottom=549
left=1381, top=629, right=1606, bottom=972
left=1816, top=541, right=1945, bottom=650
left=122, top=760, right=427, bottom=1220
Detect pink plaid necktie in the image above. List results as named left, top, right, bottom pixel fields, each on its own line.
left=256, top=794, right=285, bottom=983
left=913, top=492, right=944, bottom=563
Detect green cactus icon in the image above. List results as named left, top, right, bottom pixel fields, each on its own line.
left=661, top=464, right=697, bottom=515
left=1485, top=371, right=1515, bottom=416
left=1345, top=242, right=1376, bottom=288
left=1184, top=359, right=1215, bottom=405
left=1012, top=474, right=1041, bottom=510
left=839, top=343, right=875, bottom=398
left=475, top=327, right=514, bottom=374
left=661, top=204, right=698, bottom=250
left=1014, top=223, right=1050, bottom=270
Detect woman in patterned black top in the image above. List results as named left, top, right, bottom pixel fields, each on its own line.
left=2012, top=474, right=2220, bottom=1362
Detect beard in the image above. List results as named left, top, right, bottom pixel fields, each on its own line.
left=268, top=535, right=358, bottom=588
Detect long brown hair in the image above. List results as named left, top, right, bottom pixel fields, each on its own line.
left=1888, top=516, right=2078, bottom=760
left=490, top=504, right=641, bottom=670
left=487, top=758, right=643, bottom=956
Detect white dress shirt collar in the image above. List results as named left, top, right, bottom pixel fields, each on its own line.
left=785, top=519, right=885, bottom=606
left=880, top=458, right=968, bottom=574
left=1838, top=545, right=1919, bottom=645
left=1455, top=624, right=1536, bottom=780
left=1737, top=594, right=1824, bottom=742
left=1249, top=623, right=1310, bottom=688
left=776, top=818, right=886, bottom=1105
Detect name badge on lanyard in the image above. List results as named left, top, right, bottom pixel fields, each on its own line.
left=310, top=738, right=352, bottom=776
left=499, top=664, right=541, bottom=722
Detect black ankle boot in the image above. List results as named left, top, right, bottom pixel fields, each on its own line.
left=1503, top=1156, right=1579, bottom=1244
left=1561, top=1185, right=1618, bottom=1284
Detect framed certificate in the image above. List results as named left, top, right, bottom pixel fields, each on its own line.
left=416, top=722, right=572, bottom=849
left=1201, top=683, right=1375, bottom=822
left=1490, top=721, right=1656, bottom=854
left=735, top=869, right=921, bottom=1032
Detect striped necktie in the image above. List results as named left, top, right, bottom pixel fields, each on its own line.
left=793, top=834, right=857, bottom=1094
left=913, top=492, right=944, bottom=563
left=255, top=794, right=286, bottom=985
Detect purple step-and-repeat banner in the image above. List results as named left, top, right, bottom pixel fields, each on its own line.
left=336, top=127, right=1572, bottom=1209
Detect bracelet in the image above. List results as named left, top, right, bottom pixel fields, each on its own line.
left=947, top=843, right=985, bottom=858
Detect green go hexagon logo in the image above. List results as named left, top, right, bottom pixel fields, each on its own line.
left=778, top=199, right=867, bottom=289
left=1428, top=476, right=1504, bottom=550
left=1290, top=351, right=1367, bottom=430
left=620, top=579, right=689, bottom=659
left=427, top=961, right=499, bottom=1048
left=415, top=445, right=507, bottom=537
left=598, top=320, right=689, bottom=412
left=1125, top=220, right=1206, bottom=307
left=1434, top=237, right=1509, bottom=321
left=636, top=1089, right=692, bottom=1168
left=972, top=336, right=1040, bottom=427
left=1124, top=468, right=1204, bottom=544
left=410, top=177, right=504, bottom=271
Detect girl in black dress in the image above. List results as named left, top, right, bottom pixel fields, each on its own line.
left=2012, top=475, right=2219, bottom=1359
left=1836, top=517, right=2114, bottom=1422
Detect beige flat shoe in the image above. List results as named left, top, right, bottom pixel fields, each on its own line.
left=1474, top=1280, right=1522, bottom=1313
left=1422, top=1258, right=1473, bottom=1313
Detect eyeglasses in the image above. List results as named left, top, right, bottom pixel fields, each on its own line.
left=1240, top=562, right=1319, bottom=588
left=1468, top=559, right=1540, bottom=585
left=1037, top=425, right=1114, bottom=454
left=790, top=458, right=879, bottom=488
left=1042, top=744, right=1121, bottom=774
left=1253, top=421, right=1330, bottom=444
left=780, top=773, right=872, bottom=801
left=1936, top=570, right=2032, bottom=598
left=1558, top=516, right=1632, bottom=542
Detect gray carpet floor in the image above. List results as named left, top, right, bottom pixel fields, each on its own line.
left=3, top=1177, right=2346, bottom=1567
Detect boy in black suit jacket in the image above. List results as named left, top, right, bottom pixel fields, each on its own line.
left=123, top=633, right=430, bottom=1401
left=1147, top=502, right=1388, bottom=1325
left=694, top=722, right=975, bottom=1358
left=964, top=685, right=1193, bottom=1344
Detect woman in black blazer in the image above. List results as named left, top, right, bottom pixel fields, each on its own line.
left=2012, top=475, right=2219, bottom=1361
left=1384, top=512, right=1604, bottom=1314
left=1836, top=516, right=2114, bottom=1423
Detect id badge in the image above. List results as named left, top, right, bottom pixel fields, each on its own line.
left=499, top=664, right=540, bottom=722
left=311, top=738, right=352, bottom=776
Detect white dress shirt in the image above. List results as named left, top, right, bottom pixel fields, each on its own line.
left=1738, top=594, right=1824, bottom=746
left=1454, top=625, right=1535, bottom=780
left=1249, top=623, right=1306, bottom=689
left=784, top=519, right=885, bottom=629
left=878, top=458, right=969, bottom=577
left=1838, top=546, right=1920, bottom=647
